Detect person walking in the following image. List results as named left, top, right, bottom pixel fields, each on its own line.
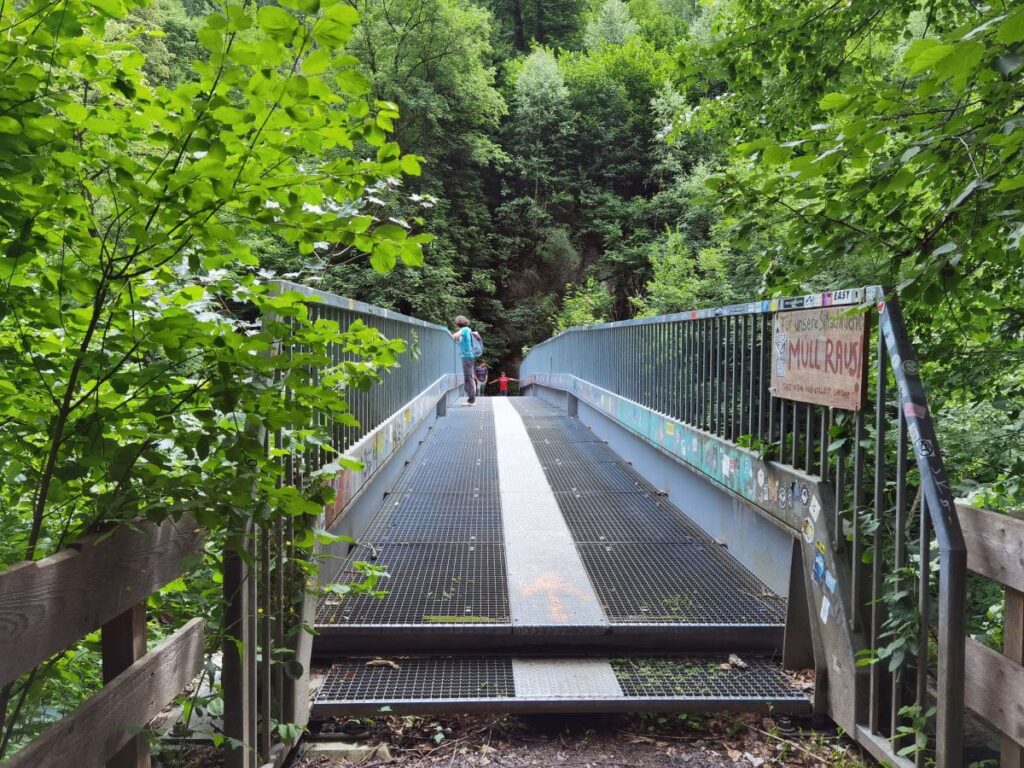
left=451, top=315, right=477, bottom=405
left=475, top=361, right=489, bottom=397
left=497, top=372, right=518, bottom=396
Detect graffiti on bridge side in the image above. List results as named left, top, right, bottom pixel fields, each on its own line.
left=526, top=373, right=822, bottom=533
left=324, top=374, right=461, bottom=527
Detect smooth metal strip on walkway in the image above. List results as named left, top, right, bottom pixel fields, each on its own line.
left=511, top=658, right=622, bottom=699
left=492, top=398, right=609, bottom=631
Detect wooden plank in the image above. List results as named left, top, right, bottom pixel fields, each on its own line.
left=6, top=618, right=204, bottom=768
left=965, top=636, right=1024, bottom=748
left=957, top=504, right=1024, bottom=593
left=103, top=603, right=150, bottom=768
left=1003, top=589, right=1024, bottom=768
left=0, top=517, right=201, bottom=688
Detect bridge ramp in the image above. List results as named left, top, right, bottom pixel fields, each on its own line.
left=313, top=398, right=807, bottom=715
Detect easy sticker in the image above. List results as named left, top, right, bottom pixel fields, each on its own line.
left=820, top=595, right=831, bottom=624
left=809, top=495, right=821, bottom=522
left=824, top=570, right=837, bottom=594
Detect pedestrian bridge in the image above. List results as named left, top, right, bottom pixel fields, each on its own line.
left=287, top=282, right=966, bottom=768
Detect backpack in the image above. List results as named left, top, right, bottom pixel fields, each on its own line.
left=470, top=331, right=484, bottom=358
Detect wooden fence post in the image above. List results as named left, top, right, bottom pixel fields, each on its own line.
left=101, top=603, right=149, bottom=768
left=1003, top=587, right=1024, bottom=768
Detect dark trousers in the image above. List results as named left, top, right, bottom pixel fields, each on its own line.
left=462, top=358, right=477, bottom=402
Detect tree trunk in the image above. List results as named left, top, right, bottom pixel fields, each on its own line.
left=533, top=0, right=544, bottom=44
left=511, top=0, right=526, bottom=50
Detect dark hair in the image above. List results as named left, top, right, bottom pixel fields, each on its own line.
left=454, top=315, right=469, bottom=327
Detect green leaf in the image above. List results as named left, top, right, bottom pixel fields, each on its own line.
left=302, top=48, right=331, bottom=75
left=997, top=7, right=1024, bottom=43
left=257, top=6, right=297, bottom=36
left=374, top=224, right=407, bottom=241
left=335, top=69, right=371, bottom=95
left=400, top=154, right=421, bottom=176
left=0, top=117, right=22, bottom=134
left=904, top=40, right=955, bottom=74
left=86, top=0, right=126, bottom=18
left=996, top=175, right=1024, bottom=192
left=819, top=92, right=851, bottom=111
left=312, top=4, right=358, bottom=47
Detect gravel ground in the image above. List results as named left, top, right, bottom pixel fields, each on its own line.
left=292, top=712, right=876, bottom=768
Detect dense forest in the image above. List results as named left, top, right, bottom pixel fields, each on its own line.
left=12, top=0, right=1019, bottom=507
left=2, top=0, right=1023, bottom=759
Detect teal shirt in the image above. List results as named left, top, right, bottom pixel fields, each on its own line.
left=458, top=327, right=474, bottom=359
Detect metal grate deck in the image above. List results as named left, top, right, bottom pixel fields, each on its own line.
left=393, top=459, right=499, bottom=494
left=538, top=460, right=658, bottom=494
left=524, top=425, right=606, bottom=443
left=556, top=492, right=706, bottom=544
left=578, top=543, right=787, bottom=625
left=318, top=543, right=509, bottom=626
left=362, top=493, right=503, bottom=544
left=612, top=656, right=805, bottom=700
left=531, top=439, right=619, bottom=464
left=319, top=656, right=515, bottom=701
left=313, top=655, right=810, bottom=715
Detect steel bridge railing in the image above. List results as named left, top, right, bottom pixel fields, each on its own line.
left=521, top=286, right=967, bottom=768
left=223, top=282, right=459, bottom=768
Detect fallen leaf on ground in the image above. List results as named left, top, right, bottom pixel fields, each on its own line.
left=728, top=653, right=749, bottom=669
left=365, top=658, right=401, bottom=670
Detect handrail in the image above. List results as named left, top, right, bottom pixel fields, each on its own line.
left=221, top=283, right=461, bottom=768
left=0, top=518, right=204, bottom=765
left=522, top=286, right=967, bottom=767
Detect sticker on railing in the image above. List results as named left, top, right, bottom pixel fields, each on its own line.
left=770, top=306, right=868, bottom=411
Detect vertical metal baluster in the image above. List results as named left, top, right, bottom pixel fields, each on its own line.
left=697, top=321, right=704, bottom=429
left=761, top=313, right=770, bottom=442
left=707, top=318, right=713, bottom=432
left=850, top=409, right=866, bottom=632
left=703, top=320, right=710, bottom=431
left=673, top=322, right=681, bottom=419
left=741, top=315, right=749, bottom=438
left=715, top=317, right=723, bottom=436
left=791, top=401, right=800, bottom=467
left=834, top=451, right=846, bottom=553
left=697, top=320, right=703, bottom=429
left=915, top=496, right=931, bottom=768
left=805, top=403, right=814, bottom=473
left=820, top=409, right=830, bottom=481
left=708, top=319, right=715, bottom=432
left=778, top=398, right=787, bottom=465
left=869, top=335, right=888, bottom=734
left=730, top=316, right=738, bottom=439
left=684, top=322, right=691, bottom=423
left=890, top=409, right=909, bottom=751
left=697, top=319, right=703, bottom=427
left=260, top=522, right=272, bottom=761
left=747, top=313, right=755, bottom=438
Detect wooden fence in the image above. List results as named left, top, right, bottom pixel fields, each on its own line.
left=0, top=517, right=204, bottom=768
left=959, top=503, right=1024, bottom=768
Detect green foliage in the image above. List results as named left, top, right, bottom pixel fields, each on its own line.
left=0, top=0, right=425, bottom=752
left=583, top=0, right=639, bottom=50
left=551, top=276, right=614, bottom=331
left=677, top=0, right=1024, bottom=510
left=632, top=236, right=732, bottom=315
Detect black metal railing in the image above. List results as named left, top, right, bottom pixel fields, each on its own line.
left=522, top=286, right=966, bottom=768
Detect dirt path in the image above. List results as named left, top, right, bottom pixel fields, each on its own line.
left=294, top=712, right=875, bottom=768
